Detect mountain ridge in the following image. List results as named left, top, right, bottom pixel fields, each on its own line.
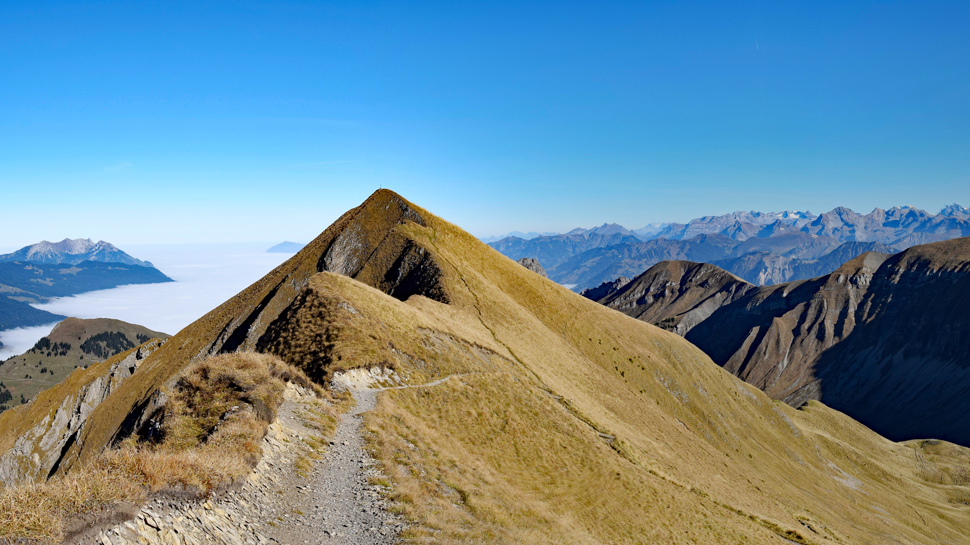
left=589, top=238, right=970, bottom=445
left=0, top=238, right=155, bottom=268
left=490, top=204, right=970, bottom=290
left=2, top=190, right=969, bottom=544
left=0, top=317, right=169, bottom=413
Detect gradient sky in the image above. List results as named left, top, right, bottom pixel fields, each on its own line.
left=2, top=1, right=969, bottom=246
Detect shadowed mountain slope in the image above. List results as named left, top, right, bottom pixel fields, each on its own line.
left=2, top=190, right=969, bottom=544
left=598, top=261, right=755, bottom=335
left=592, top=241, right=970, bottom=445
left=686, top=252, right=892, bottom=405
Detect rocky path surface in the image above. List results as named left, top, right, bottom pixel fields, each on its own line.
left=74, top=379, right=404, bottom=545
left=266, top=386, right=402, bottom=545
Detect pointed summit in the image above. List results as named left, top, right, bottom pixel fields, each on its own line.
left=4, top=190, right=970, bottom=545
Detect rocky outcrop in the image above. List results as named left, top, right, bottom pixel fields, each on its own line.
left=516, top=257, right=547, bottom=278
left=580, top=276, right=631, bottom=301
left=597, top=262, right=754, bottom=335
left=0, top=340, right=163, bottom=485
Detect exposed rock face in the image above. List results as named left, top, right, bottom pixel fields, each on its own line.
left=687, top=252, right=890, bottom=405
left=603, top=239, right=970, bottom=444
left=516, top=257, right=547, bottom=278
left=0, top=238, right=154, bottom=267
left=580, top=276, right=630, bottom=301
left=598, top=262, right=754, bottom=335
left=0, top=340, right=163, bottom=485
left=799, top=239, right=970, bottom=443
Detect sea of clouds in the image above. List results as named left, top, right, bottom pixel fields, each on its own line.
left=0, top=243, right=293, bottom=358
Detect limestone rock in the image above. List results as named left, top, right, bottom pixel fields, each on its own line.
left=516, top=257, right=547, bottom=278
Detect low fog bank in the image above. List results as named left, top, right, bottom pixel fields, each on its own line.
left=0, top=243, right=295, bottom=358
left=0, top=323, right=62, bottom=359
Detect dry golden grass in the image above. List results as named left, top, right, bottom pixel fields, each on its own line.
left=0, top=465, right=145, bottom=543
left=0, top=352, right=316, bottom=544
left=286, top=193, right=970, bottom=544
left=6, top=190, right=970, bottom=544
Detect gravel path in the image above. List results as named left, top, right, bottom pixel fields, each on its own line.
left=266, top=387, right=403, bottom=545
left=75, top=382, right=404, bottom=545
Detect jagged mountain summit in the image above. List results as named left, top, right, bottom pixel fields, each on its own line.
left=651, top=205, right=970, bottom=245
left=490, top=204, right=970, bottom=290
left=0, top=240, right=172, bottom=331
left=0, top=238, right=154, bottom=267
left=2, top=190, right=969, bottom=544
left=654, top=210, right=815, bottom=241
left=589, top=240, right=970, bottom=445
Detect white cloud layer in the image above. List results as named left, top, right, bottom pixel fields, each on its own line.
left=0, top=242, right=295, bottom=358
left=0, top=324, right=62, bottom=359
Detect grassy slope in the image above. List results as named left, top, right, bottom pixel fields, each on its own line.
left=1, top=190, right=966, bottom=544
left=321, top=202, right=969, bottom=544
left=0, top=318, right=169, bottom=412
left=0, top=192, right=428, bottom=475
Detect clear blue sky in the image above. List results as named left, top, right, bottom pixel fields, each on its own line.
left=2, top=1, right=968, bottom=245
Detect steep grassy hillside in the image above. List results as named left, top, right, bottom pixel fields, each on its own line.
left=0, top=318, right=169, bottom=412
left=2, top=190, right=968, bottom=544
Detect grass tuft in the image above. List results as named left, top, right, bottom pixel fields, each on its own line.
left=0, top=352, right=315, bottom=544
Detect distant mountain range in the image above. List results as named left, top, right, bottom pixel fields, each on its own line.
left=0, top=239, right=173, bottom=331
left=490, top=204, right=970, bottom=289
left=586, top=236, right=970, bottom=445
left=480, top=230, right=561, bottom=243
left=0, top=238, right=155, bottom=267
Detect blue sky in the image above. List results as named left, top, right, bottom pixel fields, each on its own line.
left=2, top=1, right=968, bottom=245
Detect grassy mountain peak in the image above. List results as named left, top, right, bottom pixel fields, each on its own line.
left=1, top=189, right=968, bottom=543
